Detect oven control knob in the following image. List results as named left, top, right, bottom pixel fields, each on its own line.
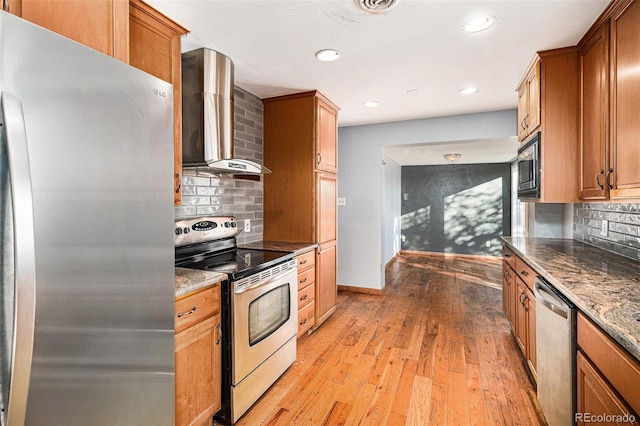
left=183, top=227, right=190, bottom=234
left=224, top=222, right=230, bottom=228
left=231, top=222, right=237, bottom=228
left=175, top=227, right=182, bottom=235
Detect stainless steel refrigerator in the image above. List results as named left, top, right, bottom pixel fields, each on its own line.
left=0, top=11, right=175, bottom=425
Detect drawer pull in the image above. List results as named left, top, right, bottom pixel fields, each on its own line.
left=300, top=294, right=308, bottom=301
left=300, top=260, right=308, bottom=265
left=300, top=278, right=308, bottom=284
left=520, top=270, right=529, bottom=276
left=504, top=254, right=512, bottom=258
left=177, top=306, right=197, bottom=318
left=300, top=318, right=307, bottom=325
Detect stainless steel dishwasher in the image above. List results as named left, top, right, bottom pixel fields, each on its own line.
left=534, top=277, right=577, bottom=426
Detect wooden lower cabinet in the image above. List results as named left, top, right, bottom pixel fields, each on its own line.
left=577, top=312, right=640, bottom=419
left=175, top=285, right=221, bottom=426
left=502, top=245, right=536, bottom=381
left=576, top=351, right=638, bottom=425
left=296, top=249, right=316, bottom=337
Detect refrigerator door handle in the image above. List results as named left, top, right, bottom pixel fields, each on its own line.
left=1, top=92, right=37, bottom=426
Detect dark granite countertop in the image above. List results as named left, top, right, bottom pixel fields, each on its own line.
left=175, top=267, right=226, bottom=298
left=501, top=237, right=640, bottom=362
left=239, top=241, right=318, bottom=255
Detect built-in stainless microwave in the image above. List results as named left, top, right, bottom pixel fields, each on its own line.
left=517, top=132, right=541, bottom=199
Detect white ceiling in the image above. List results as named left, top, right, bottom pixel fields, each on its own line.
left=147, top=0, right=609, bottom=164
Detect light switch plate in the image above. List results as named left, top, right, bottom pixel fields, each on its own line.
left=337, top=197, right=346, bottom=206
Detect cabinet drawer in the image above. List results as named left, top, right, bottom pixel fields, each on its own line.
left=298, top=267, right=315, bottom=290
left=515, top=256, right=536, bottom=290
left=297, top=301, right=315, bottom=338
left=577, top=313, right=640, bottom=416
left=298, top=282, right=315, bottom=309
left=503, top=245, right=516, bottom=270
left=175, top=285, right=220, bottom=334
left=297, top=250, right=315, bottom=271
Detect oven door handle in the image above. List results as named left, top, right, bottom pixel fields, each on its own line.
left=234, top=268, right=296, bottom=294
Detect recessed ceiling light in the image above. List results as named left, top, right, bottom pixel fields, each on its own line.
left=459, top=87, right=479, bottom=95
left=362, top=100, right=379, bottom=108
left=315, top=49, right=340, bottom=62
left=462, top=15, right=496, bottom=33
left=444, top=153, right=462, bottom=162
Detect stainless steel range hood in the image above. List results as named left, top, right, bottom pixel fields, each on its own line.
left=181, top=48, right=270, bottom=174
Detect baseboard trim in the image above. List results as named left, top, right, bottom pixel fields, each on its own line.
left=338, top=285, right=383, bottom=296
left=399, top=250, right=501, bottom=263
left=384, top=253, right=400, bottom=270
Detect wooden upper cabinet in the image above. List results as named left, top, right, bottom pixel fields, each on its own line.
left=316, top=98, right=338, bottom=173
left=516, top=48, right=580, bottom=202
left=610, top=0, right=640, bottom=199
left=578, top=0, right=640, bottom=201
left=516, top=60, right=540, bottom=141
left=129, top=0, right=188, bottom=205
left=580, top=22, right=610, bottom=200
left=10, top=0, right=130, bottom=62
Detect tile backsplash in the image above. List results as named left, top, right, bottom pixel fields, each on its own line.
left=174, top=87, right=264, bottom=245
left=573, top=203, right=640, bottom=261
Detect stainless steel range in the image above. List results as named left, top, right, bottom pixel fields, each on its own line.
left=174, top=216, right=298, bottom=424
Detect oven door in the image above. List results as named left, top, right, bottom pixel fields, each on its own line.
left=231, top=266, right=298, bottom=384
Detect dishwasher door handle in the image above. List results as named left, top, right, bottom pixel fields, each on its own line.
left=534, top=280, right=569, bottom=319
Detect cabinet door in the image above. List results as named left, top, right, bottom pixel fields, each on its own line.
left=525, top=285, right=536, bottom=377
left=129, top=0, right=187, bottom=205
left=175, top=315, right=221, bottom=426
left=576, top=351, right=638, bottom=426
left=527, top=63, right=541, bottom=134
left=514, top=278, right=527, bottom=355
left=316, top=172, right=337, bottom=244
left=580, top=22, right=610, bottom=200
left=610, top=0, right=640, bottom=199
left=13, top=0, right=129, bottom=62
left=502, top=262, right=513, bottom=329
left=315, top=99, right=338, bottom=173
left=517, top=84, right=529, bottom=141
left=315, top=242, right=337, bottom=328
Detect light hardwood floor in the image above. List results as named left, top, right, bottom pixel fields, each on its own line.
left=235, top=253, right=542, bottom=425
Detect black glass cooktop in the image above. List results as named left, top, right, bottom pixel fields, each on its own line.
left=177, top=247, right=294, bottom=280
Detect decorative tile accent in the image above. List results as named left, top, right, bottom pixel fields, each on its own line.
left=573, top=203, right=640, bottom=261
left=174, top=86, right=264, bottom=245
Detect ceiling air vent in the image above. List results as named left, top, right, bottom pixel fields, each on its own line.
left=355, top=0, right=397, bottom=13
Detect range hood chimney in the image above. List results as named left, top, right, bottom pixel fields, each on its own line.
left=181, top=48, right=270, bottom=174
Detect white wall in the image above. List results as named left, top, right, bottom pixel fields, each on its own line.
left=337, top=109, right=516, bottom=290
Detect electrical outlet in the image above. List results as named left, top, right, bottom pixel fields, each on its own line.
left=244, top=219, right=251, bottom=233
left=337, top=197, right=346, bottom=206
left=601, top=219, right=608, bottom=237
left=485, top=240, right=491, bottom=248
